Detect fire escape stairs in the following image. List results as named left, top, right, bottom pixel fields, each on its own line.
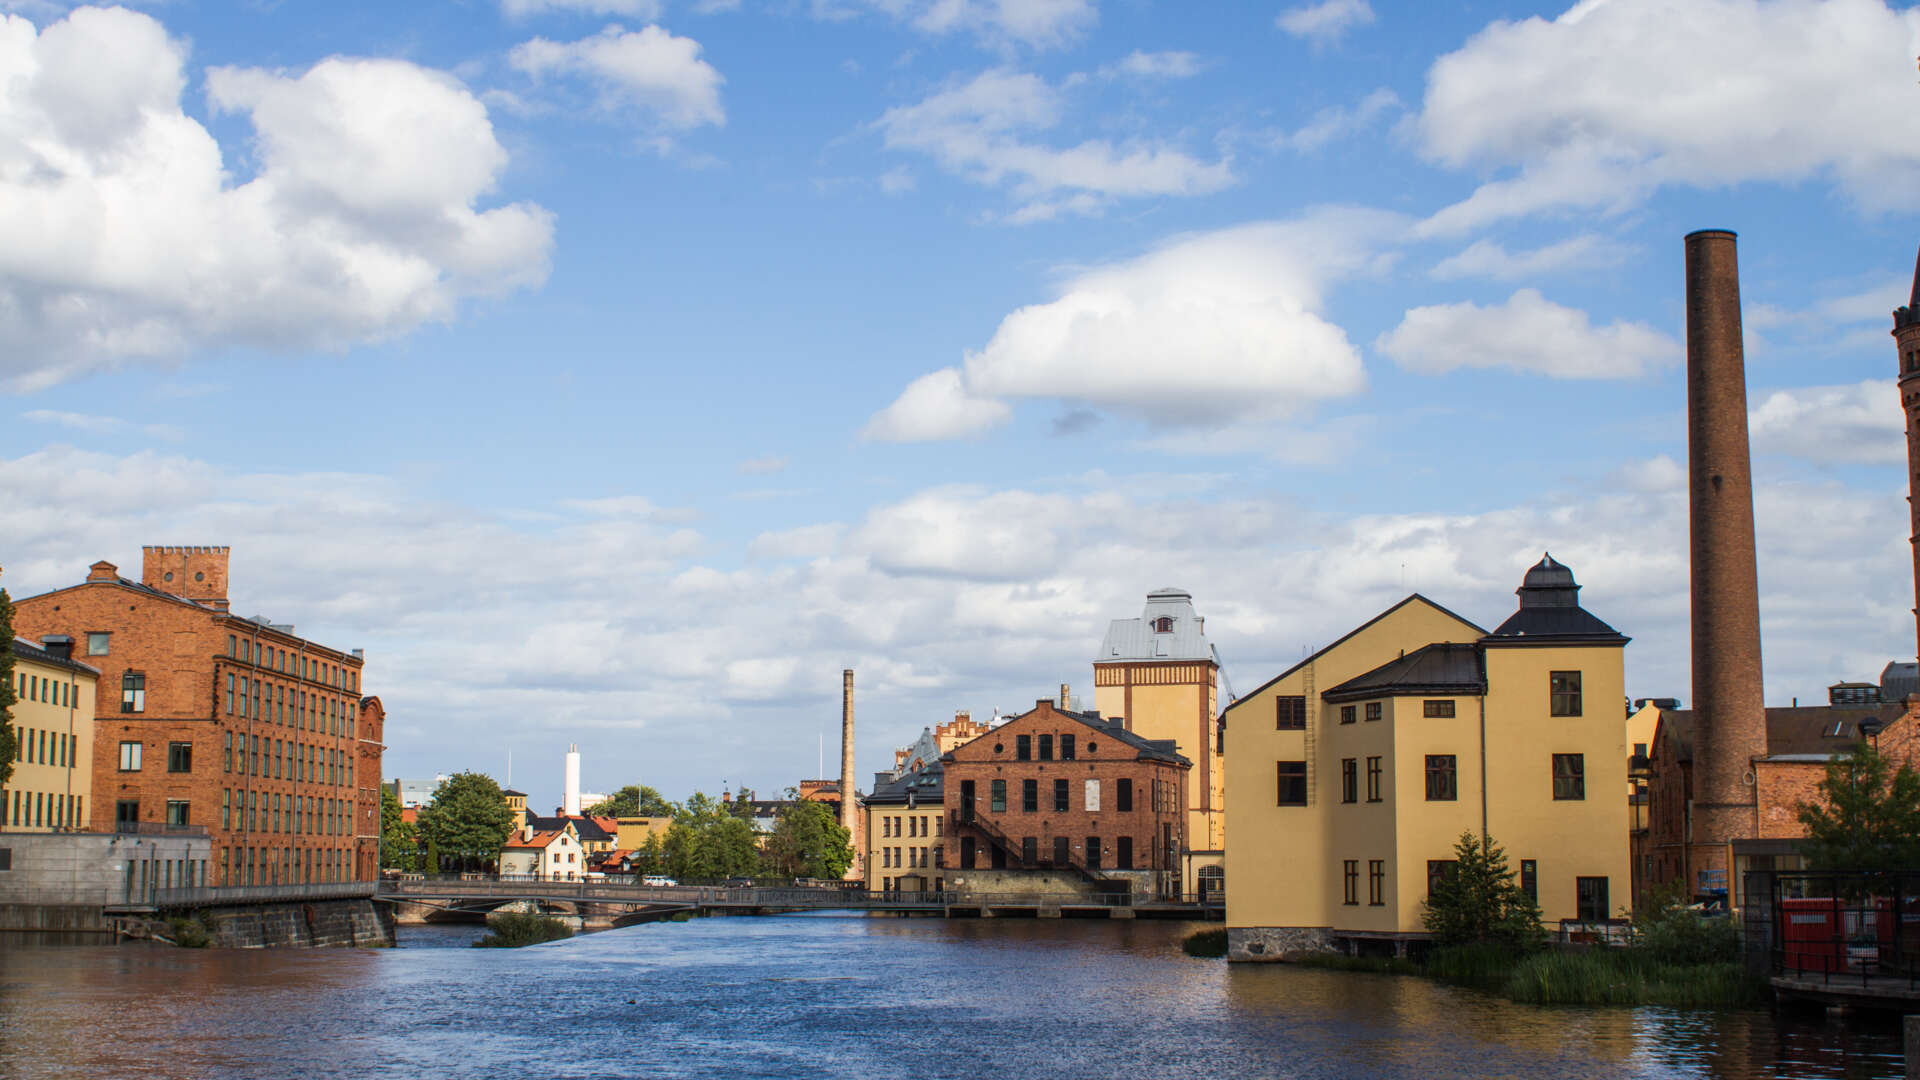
left=957, top=811, right=1110, bottom=885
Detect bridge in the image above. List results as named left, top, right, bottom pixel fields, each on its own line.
left=380, top=876, right=1222, bottom=924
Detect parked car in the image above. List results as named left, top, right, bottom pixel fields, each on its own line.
left=722, top=877, right=755, bottom=888
left=641, top=875, right=677, bottom=887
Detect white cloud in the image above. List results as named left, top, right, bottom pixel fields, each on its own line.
left=738, top=454, right=789, bottom=475
left=1276, top=0, right=1375, bottom=44
left=501, top=0, right=663, bottom=17
left=1415, top=0, right=1920, bottom=235
left=875, top=68, right=1234, bottom=219
left=1377, top=288, right=1680, bottom=379
left=0, top=7, right=553, bottom=390
left=510, top=24, right=725, bottom=131
left=878, top=164, right=916, bottom=194
left=1103, top=50, right=1203, bottom=79
left=1270, top=87, right=1398, bottom=153
left=866, top=207, right=1403, bottom=441
left=816, top=0, right=1096, bottom=50
left=1750, top=380, right=1904, bottom=466
left=1429, top=234, right=1629, bottom=281
left=21, top=410, right=181, bottom=441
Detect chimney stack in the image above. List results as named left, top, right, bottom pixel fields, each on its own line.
left=1891, top=243, right=1920, bottom=662
left=1684, top=229, right=1769, bottom=864
left=1059, top=683, right=1071, bottom=710
left=563, top=744, right=581, bottom=817
left=840, top=670, right=856, bottom=839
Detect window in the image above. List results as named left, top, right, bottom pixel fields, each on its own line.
left=1022, top=779, right=1038, bottom=813
left=1276, top=761, right=1308, bottom=805
left=86, top=632, right=109, bottom=656
left=1053, top=778, right=1069, bottom=812
left=1343, top=860, right=1359, bottom=905
left=1084, top=778, right=1100, bottom=812
left=1021, top=837, right=1037, bottom=866
left=1424, top=755, right=1457, bottom=801
left=226, top=673, right=235, bottom=716
left=1367, top=860, right=1386, bottom=905
left=1427, top=859, right=1456, bottom=897
left=166, top=800, right=190, bottom=827
left=222, top=790, right=231, bottom=830
left=1341, top=758, right=1358, bottom=803
left=1038, top=734, right=1053, bottom=761
left=1116, top=836, right=1133, bottom=870
left=1116, top=778, right=1133, bottom=812
left=229, top=634, right=237, bottom=657
left=1576, top=876, right=1609, bottom=921
left=1364, top=702, right=1382, bottom=723
left=990, top=779, right=1006, bottom=813
left=118, top=741, right=142, bottom=772
left=1550, top=671, right=1582, bottom=717
left=1053, top=836, right=1069, bottom=866
left=1520, top=859, right=1537, bottom=900
left=1337, top=702, right=1356, bottom=726
left=1275, top=695, right=1306, bottom=730
left=1365, top=756, right=1382, bottom=802
left=1060, top=734, right=1075, bottom=760
left=120, top=672, right=146, bottom=713
left=1016, top=735, right=1031, bottom=761
left=168, top=742, right=193, bottom=774
left=1153, top=616, right=1174, bottom=633
left=1423, top=699, right=1455, bottom=718
left=1552, top=753, right=1585, bottom=800
left=0, top=848, right=10, bottom=872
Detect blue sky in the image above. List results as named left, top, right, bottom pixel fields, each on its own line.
left=3, top=0, right=1918, bottom=812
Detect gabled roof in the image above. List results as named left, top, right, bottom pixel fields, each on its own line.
left=943, top=703, right=1190, bottom=767
left=523, top=815, right=606, bottom=842
left=865, top=761, right=946, bottom=806
left=1322, top=643, right=1486, bottom=703
left=1231, top=594, right=1488, bottom=706
left=1654, top=704, right=1907, bottom=762
left=9, top=638, right=101, bottom=678
left=503, top=830, right=571, bottom=850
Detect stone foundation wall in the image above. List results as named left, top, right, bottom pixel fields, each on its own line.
left=1228, top=925, right=1336, bottom=962
left=0, top=903, right=112, bottom=934
left=160, top=898, right=394, bottom=948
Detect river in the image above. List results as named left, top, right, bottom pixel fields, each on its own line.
left=0, top=917, right=1904, bottom=1079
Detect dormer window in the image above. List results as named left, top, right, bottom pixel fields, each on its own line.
left=1153, top=617, right=1174, bottom=633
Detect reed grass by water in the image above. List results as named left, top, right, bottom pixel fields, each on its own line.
left=1289, top=942, right=1765, bottom=1008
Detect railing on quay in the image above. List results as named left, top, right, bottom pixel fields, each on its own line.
left=1765, top=871, right=1920, bottom=990
left=140, top=881, right=378, bottom=909
left=380, top=875, right=1215, bottom=910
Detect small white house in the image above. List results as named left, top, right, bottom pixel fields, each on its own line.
left=499, top=821, right=585, bottom=881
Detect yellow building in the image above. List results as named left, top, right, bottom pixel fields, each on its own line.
left=864, top=765, right=947, bottom=893
left=614, top=816, right=669, bottom=850
left=503, top=788, right=529, bottom=828
left=1093, top=588, right=1222, bottom=898
left=4, top=635, right=100, bottom=832
left=1223, top=556, right=1631, bottom=960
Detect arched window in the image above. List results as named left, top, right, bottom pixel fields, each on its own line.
left=1152, top=616, right=1174, bottom=633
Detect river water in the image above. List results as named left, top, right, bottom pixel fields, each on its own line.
left=0, top=917, right=1904, bottom=1079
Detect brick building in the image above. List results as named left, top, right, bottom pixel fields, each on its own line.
left=942, top=699, right=1190, bottom=900
left=12, top=547, right=383, bottom=886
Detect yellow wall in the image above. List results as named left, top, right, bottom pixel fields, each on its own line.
left=1223, top=597, right=1484, bottom=933
left=866, top=802, right=946, bottom=889
left=614, top=816, right=669, bottom=850
left=1094, top=660, right=1221, bottom=888
left=4, top=655, right=98, bottom=831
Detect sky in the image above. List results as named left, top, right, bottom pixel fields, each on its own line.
left=2, top=0, right=1919, bottom=813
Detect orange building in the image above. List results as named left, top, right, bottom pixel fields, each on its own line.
left=12, top=546, right=383, bottom=886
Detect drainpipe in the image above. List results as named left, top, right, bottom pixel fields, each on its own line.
left=1478, top=695, right=1489, bottom=841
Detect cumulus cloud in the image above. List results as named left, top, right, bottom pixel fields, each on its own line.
left=510, top=24, right=725, bottom=131
left=501, top=0, right=663, bottom=17
left=815, top=0, right=1096, bottom=50
left=1377, top=288, right=1680, bottom=378
left=1415, top=0, right=1920, bottom=235
left=865, top=207, right=1403, bottom=441
left=1429, top=234, right=1630, bottom=281
left=875, top=68, right=1234, bottom=219
left=21, top=410, right=181, bottom=441
left=1269, top=87, right=1399, bottom=153
left=1102, top=50, right=1204, bottom=79
left=0, top=7, right=552, bottom=390
left=1750, top=380, right=1904, bottom=466
left=1276, top=0, right=1375, bottom=44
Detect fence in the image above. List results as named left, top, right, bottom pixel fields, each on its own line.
left=141, top=881, right=377, bottom=909
left=1764, top=871, right=1920, bottom=989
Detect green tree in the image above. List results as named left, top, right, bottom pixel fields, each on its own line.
left=659, top=791, right=762, bottom=880
left=417, top=771, right=516, bottom=873
left=763, top=798, right=853, bottom=880
left=1422, top=830, right=1544, bottom=949
left=1797, top=742, right=1920, bottom=872
left=379, top=786, right=422, bottom=873
left=584, top=784, right=677, bottom=818
left=0, top=586, right=15, bottom=790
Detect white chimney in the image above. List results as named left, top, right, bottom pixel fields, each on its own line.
left=564, top=744, right=581, bottom=817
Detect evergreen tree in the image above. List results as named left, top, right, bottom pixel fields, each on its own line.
left=763, top=798, right=853, bottom=880
left=1422, top=830, right=1544, bottom=949
left=417, top=771, right=516, bottom=873
left=1797, top=742, right=1920, bottom=873
left=0, top=586, right=16, bottom=790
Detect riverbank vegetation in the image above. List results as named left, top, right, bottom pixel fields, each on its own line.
left=1182, top=929, right=1227, bottom=957
left=474, top=914, right=574, bottom=948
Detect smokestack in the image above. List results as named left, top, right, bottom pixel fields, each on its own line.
left=840, top=670, right=856, bottom=838
left=1684, top=229, right=1768, bottom=855
left=1892, top=244, right=1920, bottom=662
left=564, top=744, right=581, bottom=817
left=1059, top=683, right=1070, bottom=710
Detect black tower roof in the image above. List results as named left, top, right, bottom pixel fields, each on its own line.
left=1483, top=554, right=1629, bottom=644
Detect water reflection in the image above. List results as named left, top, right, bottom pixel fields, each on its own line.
left=0, top=918, right=1904, bottom=1079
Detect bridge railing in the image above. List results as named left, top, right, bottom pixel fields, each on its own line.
left=379, top=876, right=1195, bottom=909
left=136, top=881, right=377, bottom=909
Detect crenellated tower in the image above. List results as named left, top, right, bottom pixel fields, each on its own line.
left=1894, top=245, right=1920, bottom=662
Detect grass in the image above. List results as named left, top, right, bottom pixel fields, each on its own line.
left=473, top=913, right=575, bottom=948
left=1293, top=952, right=1420, bottom=975
left=1183, top=929, right=1228, bottom=957
left=1282, top=940, right=1767, bottom=1009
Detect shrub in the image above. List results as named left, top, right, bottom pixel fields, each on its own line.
left=473, top=913, right=574, bottom=948
left=1632, top=885, right=1740, bottom=966
left=166, top=915, right=211, bottom=949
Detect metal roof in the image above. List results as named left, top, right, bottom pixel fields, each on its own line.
left=9, top=638, right=101, bottom=677
left=1096, top=587, right=1215, bottom=664
left=1323, top=642, right=1486, bottom=703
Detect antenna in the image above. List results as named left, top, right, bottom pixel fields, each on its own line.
left=818, top=731, right=824, bottom=779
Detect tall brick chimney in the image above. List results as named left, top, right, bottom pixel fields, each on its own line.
left=1684, top=229, right=1768, bottom=864
left=142, top=545, right=231, bottom=611
left=1892, top=244, right=1920, bottom=662
left=839, top=669, right=856, bottom=837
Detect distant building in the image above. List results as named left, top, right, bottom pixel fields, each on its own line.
left=943, top=698, right=1190, bottom=901
left=3, top=635, right=100, bottom=831
left=392, top=776, right=451, bottom=810
left=865, top=761, right=946, bottom=894
left=500, top=821, right=585, bottom=881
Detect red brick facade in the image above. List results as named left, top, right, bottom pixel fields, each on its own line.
left=941, top=700, right=1189, bottom=898
left=13, top=547, right=379, bottom=886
